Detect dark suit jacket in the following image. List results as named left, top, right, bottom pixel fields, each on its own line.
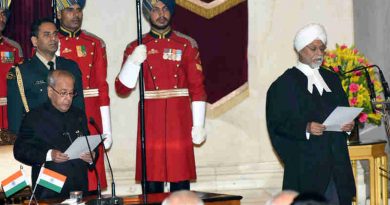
left=13, top=102, right=90, bottom=199
left=266, top=67, right=356, bottom=204
left=7, top=54, right=85, bottom=134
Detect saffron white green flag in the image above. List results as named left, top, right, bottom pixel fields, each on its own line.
left=1, top=170, right=28, bottom=197
left=37, top=167, right=67, bottom=193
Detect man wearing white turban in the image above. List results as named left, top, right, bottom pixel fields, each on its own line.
left=266, top=23, right=356, bottom=205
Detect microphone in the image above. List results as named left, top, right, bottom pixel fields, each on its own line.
left=89, top=117, right=123, bottom=205
left=344, top=64, right=390, bottom=99
left=376, top=66, right=390, bottom=100
left=76, top=130, right=104, bottom=205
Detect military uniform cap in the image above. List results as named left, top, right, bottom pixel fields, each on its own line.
left=56, top=0, right=86, bottom=11
left=142, top=0, right=175, bottom=20
left=0, top=0, right=11, bottom=10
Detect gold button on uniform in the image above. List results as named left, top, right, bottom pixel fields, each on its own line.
left=76, top=37, right=79, bottom=40
left=65, top=37, right=69, bottom=40
left=86, top=75, right=90, bottom=79
left=174, top=74, right=178, bottom=78
left=89, top=64, right=92, bottom=67
left=91, top=52, right=94, bottom=56
left=153, top=76, right=156, bottom=80
left=156, top=86, right=159, bottom=90
left=174, top=85, right=177, bottom=88
left=150, top=66, right=153, bottom=69
left=92, top=42, right=95, bottom=45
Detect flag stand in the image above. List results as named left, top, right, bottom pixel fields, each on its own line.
left=28, top=165, right=42, bottom=205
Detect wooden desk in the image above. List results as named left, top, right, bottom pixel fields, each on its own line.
left=348, top=140, right=388, bottom=205
left=23, top=191, right=242, bottom=205
left=123, top=192, right=242, bottom=205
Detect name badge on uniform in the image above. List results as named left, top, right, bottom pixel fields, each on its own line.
left=34, top=80, right=46, bottom=85
left=1, top=51, right=14, bottom=63
left=76, top=45, right=87, bottom=57
left=163, top=48, right=182, bottom=61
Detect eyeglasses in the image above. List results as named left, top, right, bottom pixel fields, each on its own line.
left=50, top=86, right=77, bottom=98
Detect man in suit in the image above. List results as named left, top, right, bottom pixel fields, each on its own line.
left=56, top=0, right=110, bottom=191
left=266, top=23, right=356, bottom=205
left=0, top=0, right=23, bottom=130
left=14, top=70, right=93, bottom=199
left=7, top=18, right=84, bottom=134
left=115, top=0, right=207, bottom=193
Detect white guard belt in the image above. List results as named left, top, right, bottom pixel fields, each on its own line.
left=145, top=88, right=189, bottom=99
left=0, top=97, right=6, bottom=106
left=83, top=89, right=99, bottom=98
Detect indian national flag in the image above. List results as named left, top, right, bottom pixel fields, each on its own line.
left=1, top=170, right=28, bottom=197
left=37, top=167, right=67, bottom=193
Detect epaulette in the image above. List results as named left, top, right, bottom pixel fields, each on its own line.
left=173, top=31, right=198, bottom=49
left=82, top=30, right=106, bottom=48
left=3, top=37, right=24, bottom=58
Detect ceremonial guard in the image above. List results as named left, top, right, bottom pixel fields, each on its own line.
left=0, top=0, right=23, bottom=130
left=115, top=0, right=207, bottom=193
left=7, top=18, right=84, bottom=134
left=56, top=0, right=110, bottom=191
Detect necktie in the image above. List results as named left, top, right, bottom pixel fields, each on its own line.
left=48, top=61, right=54, bottom=71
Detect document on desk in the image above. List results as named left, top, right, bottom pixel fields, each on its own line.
left=65, top=135, right=101, bottom=160
left=323, top=106, right=363, bottom=132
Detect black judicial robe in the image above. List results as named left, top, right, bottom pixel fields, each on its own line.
left=266, top=67, right=356, bottom=203
left=13, top=102, right=90, bottom=199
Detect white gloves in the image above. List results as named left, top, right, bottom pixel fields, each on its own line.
left=100, top=106, right=112, bottom=149
left=191, top=101, right=207, bottom=145
left=128, top=45, right=147, bottom=65
left=118, top=45, right=147, bottom=89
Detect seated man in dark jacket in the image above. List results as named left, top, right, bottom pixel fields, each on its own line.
left=14, top=70, right=95, bottom=199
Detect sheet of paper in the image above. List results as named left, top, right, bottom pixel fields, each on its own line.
left=323, top=106, right=363, bottom=132
left=64, top=135, right=101, bottom=160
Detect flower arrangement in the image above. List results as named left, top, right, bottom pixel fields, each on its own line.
left=323, top=44, right=383, bottom=125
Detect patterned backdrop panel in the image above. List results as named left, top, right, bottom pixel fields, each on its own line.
left=172, top=0, right=248, bottom=117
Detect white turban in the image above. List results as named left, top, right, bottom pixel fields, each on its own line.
left=294, top=23, right=327, bottom=52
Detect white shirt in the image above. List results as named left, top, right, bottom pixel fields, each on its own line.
left=36, top=52, right=56, bottom=70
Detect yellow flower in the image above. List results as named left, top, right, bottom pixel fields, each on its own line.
left=324, top=44, right=383, bottom=125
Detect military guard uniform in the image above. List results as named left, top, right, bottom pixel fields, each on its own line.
left=0, top=37, right=23, bottom=130
left=0, top=0, right=23, bottom=130
left=7, top=54, right=85, bottom=134
left=57, top=26, right=109, bottom=190
left=115, top=29, right=207, bottom=182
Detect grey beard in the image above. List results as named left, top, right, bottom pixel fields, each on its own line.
left=311, top=57, right=324, bottom=68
